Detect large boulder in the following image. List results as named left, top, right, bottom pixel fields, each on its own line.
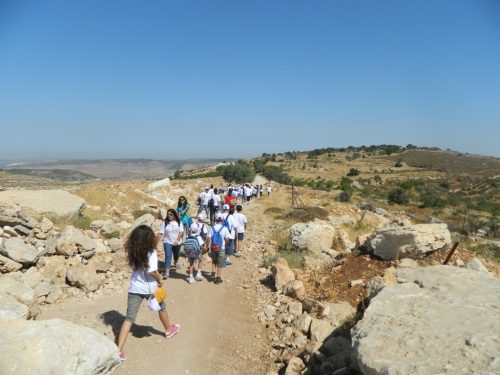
left=0, top=237, right=44, bottom=266
left=0, top=190, right=86, bottom=219
left=290, top=220, right=336, bottom=253
left=147, top=177, right=171, bottom=191
left=351, top=265, right=500, bottom=375
left=0, top=317, right=120, bottom=374
left=366, top=223, right=451, bottom=260
left=132, top=213, right=155, bottom=229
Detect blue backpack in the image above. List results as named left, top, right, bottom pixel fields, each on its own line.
left=184, top=236, right=201, bottom=258
left=211, top=227, right=224, bottom=252
left=222, top=213, right=232, bottom=232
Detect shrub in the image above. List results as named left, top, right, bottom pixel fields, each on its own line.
left=420, top=190, right=444, bottom=208
left=394, top=160, right=403, bottom=167
left=73, top=215, right=92, bottom=230
left=388, top=188, right=409, bottom=204
left=338, top=191, right=351, bottom=202
left=217, top=162, right=255, bottom=183
left=373, top=175, right=382, bottom=184
left=338, top=176, right=353, bottom=193
left=347, top=168, right=360, bottom=176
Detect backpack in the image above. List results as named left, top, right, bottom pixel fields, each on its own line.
left=211, top=227, right=224, bottom=252
left=199, top=224, right=207, bottom=241
left=184, top=236, right=201, bottom=258
left=222, top=213, right=232, bottom=232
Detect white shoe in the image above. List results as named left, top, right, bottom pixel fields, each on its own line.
left=188, top=276, right=196, bottom=284
left=195, top=273, right=204, bottom=281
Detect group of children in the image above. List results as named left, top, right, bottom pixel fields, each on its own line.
left=116, top=183, right=265, bottom=361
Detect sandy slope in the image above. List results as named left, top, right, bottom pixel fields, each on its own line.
left=38, top=202, right=272, bottom=375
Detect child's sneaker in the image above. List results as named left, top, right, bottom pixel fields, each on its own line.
left=195, top=272, right=204, bottom=281
left=166, top=324, right=181, bottom=339
left=118, top=351, right=126, bottom=361
left=209, top=272, right=215, bottom=282
left=188, top=275, right=195, bottom=284
left=225, top=258, right=232, bottom=266
left=214, top=277, right=223, bottom=284
left=234, top=251, right=241, bottom=258
left=162, top=272, right=169, bottom=280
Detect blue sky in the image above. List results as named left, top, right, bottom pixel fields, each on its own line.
left=1, top=0, right=499, bottom=159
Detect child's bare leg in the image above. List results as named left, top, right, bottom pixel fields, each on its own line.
left=159, top=310, right=171, bottom=330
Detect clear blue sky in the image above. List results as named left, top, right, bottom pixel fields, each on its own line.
left=1, top=0, right=499, bottom=159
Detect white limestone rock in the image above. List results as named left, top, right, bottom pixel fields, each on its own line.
left=0, top=317, right=120, bottom=374
left=351, top=265, right=500, bottom=375
left=0, top=190, right=86, bottom=218
left=366, top=223, right=451, bottom=260
left=0, top=237, right=44, bottom=266
left=290, top=219, right=336, bottom=253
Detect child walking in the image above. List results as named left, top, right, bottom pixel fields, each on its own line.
left=184, top=223, right=204, bottom=283
left=209, top=213, right=230, bottom=284
left=117, top=225, right=180, bottom=361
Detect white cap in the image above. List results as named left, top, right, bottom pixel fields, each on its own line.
left=223, top=204, right=230, bottom=211
left=190, top=223, right=200, bottom=235
left=197, top=213, right=205, bottom=221
left=215, top=213, right=223, bottom=221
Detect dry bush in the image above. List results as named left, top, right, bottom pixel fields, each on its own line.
left=282, top=206, right=329, bottom=223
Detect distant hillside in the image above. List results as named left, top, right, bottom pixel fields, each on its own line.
left=1, top=158, right=234, bottom=180
left=5, top=169, right=97, bottom=182
left=383, top=150, right=500, bottom=176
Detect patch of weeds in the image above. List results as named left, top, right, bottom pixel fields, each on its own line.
left=263, top=251, right=305, bottom=269
left=467, top=242, right=500, bottom=263
left=45, top=212, right=61, bottom=224
left=103, top=231, right=121, bottom=239
left=72, top=215, right=92, bottom=230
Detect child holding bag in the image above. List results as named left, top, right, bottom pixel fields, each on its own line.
left=117, top=225, right=181, bottom=361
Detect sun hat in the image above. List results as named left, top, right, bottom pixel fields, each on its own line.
left=223, top=204, right=230, bottom=211
left=197, top=213, right=205, bottom=220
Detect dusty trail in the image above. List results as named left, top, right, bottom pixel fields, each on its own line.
left=39, top=199, right=274, bottom=375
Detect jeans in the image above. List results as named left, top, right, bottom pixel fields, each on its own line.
left=209, top=205, right=218, bottom=224
left=163, top=243, right=181, bottom=269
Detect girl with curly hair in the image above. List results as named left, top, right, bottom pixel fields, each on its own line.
left=117, top=225, right=180, bottom=361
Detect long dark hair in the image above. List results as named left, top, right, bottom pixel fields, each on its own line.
left=125, top=225, right=156, bottom=271
left=177, top=196, right=188, bottom=209
left=166, top=208, right=181, bottom=225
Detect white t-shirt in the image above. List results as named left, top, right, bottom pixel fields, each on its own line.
left=210, top=224, right=230, bottom=250
left=234, top=212, right=248, bottom=233
left=128, top=250, right=158, bottom=295
left=212, top=194, right=221, bottom=207
left=223, top=213, right=238, bottom=239
left=159, top=220, right=184, bottom=244
left=199, top=191, right=210, bottom=205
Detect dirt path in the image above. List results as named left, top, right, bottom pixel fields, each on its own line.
left=38, top=200, right=274, bottom=375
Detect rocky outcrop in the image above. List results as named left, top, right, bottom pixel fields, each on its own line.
left=366, top=223, right=451, bottom=260
left=66, top=265, right=104, bottom=293
left=271, top=258, right=296, bottom=291
left=132, top=213, right=155, bottom=229
left=0, top=317, right=120, bottom=374
left=351, top=265, right=500, bottom=375
left=0, top=190, right=86, bottom=218
left=290, top=220, right=335, bottom=253
left=0, top=292, right=29, bottom=320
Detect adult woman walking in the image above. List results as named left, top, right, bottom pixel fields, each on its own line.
left=117, top=225, right=180, bottom=361
left=158, top=209, right=184, bottom=279
left=176, top=196, right=191, bottom=235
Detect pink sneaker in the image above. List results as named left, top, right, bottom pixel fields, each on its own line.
left=165, top=323, right=181, bottom=339
left=118, top=351, right=126, bottom=361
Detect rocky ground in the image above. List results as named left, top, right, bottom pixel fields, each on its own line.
left=1, top=176, right=499, bottom=375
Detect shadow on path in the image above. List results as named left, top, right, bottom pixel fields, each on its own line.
left=99, top=310, right=165, bottom=342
